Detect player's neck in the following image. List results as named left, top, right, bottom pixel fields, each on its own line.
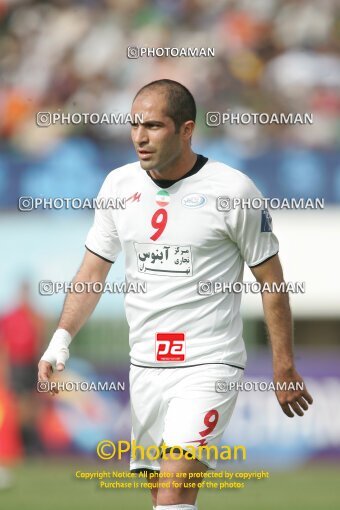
left=148, top=151, right=197, bottom=181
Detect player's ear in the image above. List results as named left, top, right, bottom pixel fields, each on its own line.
left=181, top=120, right=195, bottom=140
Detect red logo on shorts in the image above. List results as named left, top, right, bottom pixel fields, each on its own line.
left=156, top=333, right=185, bottom=361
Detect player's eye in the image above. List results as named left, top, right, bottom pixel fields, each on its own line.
left=147, top=123, right=161, bottom=129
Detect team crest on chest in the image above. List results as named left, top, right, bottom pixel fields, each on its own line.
left=182, top=193, right=207, bottom=208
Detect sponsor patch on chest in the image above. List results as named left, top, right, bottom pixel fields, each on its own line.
left=134, top=242, right=193, bottom=276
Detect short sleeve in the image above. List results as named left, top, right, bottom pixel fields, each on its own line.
left=85, top=175, right=122, bottom=263
left=225, top=177, right=279, bottom=267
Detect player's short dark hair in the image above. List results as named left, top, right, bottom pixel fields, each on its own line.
left=134, top=79, right=196, bottom=132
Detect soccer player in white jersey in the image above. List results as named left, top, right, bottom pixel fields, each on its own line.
left=38, top=79, right=313, bottom=510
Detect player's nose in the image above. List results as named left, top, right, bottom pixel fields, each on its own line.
left=132, top=124, right=149, bottom=145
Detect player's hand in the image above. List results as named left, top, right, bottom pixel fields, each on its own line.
left=38, top=329, right=72, bottom=396
left=38, top=360, right=59, bottom=395
left=273, top=367, right=313, bottom=418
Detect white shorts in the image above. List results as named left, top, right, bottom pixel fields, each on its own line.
left=129, top=363, right=243, bottom=471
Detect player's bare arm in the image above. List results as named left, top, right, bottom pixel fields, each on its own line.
left=38, top=250, right=111, bottom=393
left=57, top=250, right=111, bottom=336
left=251, top=254, right=313, bottom=418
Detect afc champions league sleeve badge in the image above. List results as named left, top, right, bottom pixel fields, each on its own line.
left=261, top=209, right=273, bottom=232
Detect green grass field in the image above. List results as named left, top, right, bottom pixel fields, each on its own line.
left=1, top=460, right=339, bottom=510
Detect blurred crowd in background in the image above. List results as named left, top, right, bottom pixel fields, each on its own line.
left=1, top=0, right=340, bottom=149
left=1, top=0, right=340, bottom=207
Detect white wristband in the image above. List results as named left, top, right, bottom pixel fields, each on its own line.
left=40, top=329, right=72, bottom=368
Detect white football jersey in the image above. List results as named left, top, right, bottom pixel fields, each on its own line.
left=85, top=156, right=279, bottom=368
